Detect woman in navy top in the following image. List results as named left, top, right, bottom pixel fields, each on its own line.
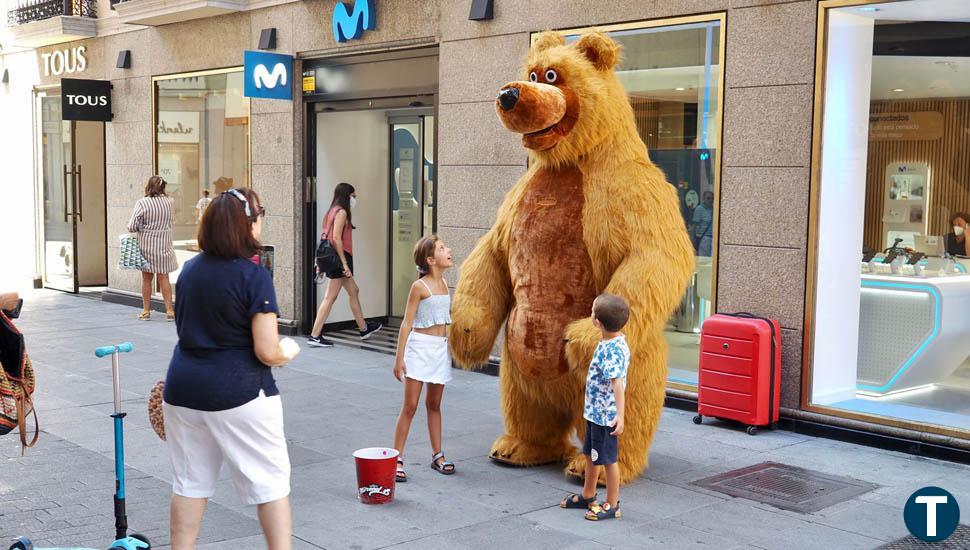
left=163, top=188, right=299, bottom=550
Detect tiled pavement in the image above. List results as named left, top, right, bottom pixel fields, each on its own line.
left=2, top=291, right=969, bottom=549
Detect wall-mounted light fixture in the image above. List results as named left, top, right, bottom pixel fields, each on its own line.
left=469, top=0, right=494, bottom=21
left=1, top=69, right=9, bottom=84
left=116, top=50, right=132, bottom=69
left=259, top=28, right=277, bottom=50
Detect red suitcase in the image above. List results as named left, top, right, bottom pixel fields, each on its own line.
left=693, top=312, right=781, bottom=435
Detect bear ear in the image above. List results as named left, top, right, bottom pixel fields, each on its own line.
left=576, top=31, right=620, bottom=71
left=532, top=31, right=566, bottom=53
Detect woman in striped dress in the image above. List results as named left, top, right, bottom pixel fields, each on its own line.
left=127, top=176, right=178, bottom=321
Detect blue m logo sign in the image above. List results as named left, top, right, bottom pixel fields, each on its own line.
left=243, top=51, right=294, bottom=100
left=333, top=0, right=376, bottom=42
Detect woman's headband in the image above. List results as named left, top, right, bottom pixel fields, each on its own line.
left=224, top=189, right=253, bottom=220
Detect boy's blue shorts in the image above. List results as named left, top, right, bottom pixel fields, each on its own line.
left=583, top=420, right=618, bottom=466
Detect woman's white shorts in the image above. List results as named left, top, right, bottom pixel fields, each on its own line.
left=164, top=391, right=290, bottom=505
left=403, top=331, right=453, bottom=385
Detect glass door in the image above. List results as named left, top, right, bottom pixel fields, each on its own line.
left=389, top=115, right=435, bottom=317
left=38, top=93, right=78, bottom=293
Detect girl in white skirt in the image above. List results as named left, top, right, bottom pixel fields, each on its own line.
left=392, top=236, right=455, bottom=482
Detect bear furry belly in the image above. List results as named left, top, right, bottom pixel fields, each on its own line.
left=507, top=165, right=598, bottom=379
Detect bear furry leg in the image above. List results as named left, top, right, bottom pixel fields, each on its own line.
left=490, top=361, right=577, bottom=466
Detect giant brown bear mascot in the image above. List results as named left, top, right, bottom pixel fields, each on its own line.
left=450, top=30, right=695, bottom=484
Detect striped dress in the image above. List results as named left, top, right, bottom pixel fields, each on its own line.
left=127, top=196, right=178, bottom=274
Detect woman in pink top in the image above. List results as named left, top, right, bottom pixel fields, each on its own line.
left=308, top=183, right=382, bottom=348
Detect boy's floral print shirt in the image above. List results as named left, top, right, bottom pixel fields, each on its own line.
left=584, top=334, right=630, bottom=427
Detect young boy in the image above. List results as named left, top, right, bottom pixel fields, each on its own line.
left=559, top=293, right=631, bottom=521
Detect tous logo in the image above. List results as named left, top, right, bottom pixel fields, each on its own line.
left=42, top=47, right=87, bottom=77
left=65, top=94, right=107, bottom=106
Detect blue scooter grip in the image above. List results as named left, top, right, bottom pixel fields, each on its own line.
left=95, top=342, right=134, bottom=357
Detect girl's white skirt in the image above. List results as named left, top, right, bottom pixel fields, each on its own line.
left=404, top=331, right=453, bottom=385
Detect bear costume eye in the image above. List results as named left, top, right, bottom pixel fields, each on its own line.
left=545, top=69, right=558, bottom=83
left=529, top=71, right=538, bottom=82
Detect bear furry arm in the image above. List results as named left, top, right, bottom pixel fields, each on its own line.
left=449, top=179, right=525, bottom=369
left=450, top=229, right=512, bottom=369
left=565, top=159, right=696, bottom=370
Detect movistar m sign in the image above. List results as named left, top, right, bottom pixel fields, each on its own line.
left=244, top=50, right=294, bottom=100
left=333, top=0, right=376, bottom=42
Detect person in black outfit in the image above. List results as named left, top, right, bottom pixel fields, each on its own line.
left=944, top=212, right=970, bottom=257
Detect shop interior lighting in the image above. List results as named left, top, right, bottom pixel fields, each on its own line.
left=675, top=87, right=686, bottom=91
left=259, top=28, right=277, bottom=50
left=116, top=50, right=132, bottom=69
left=469, top=0, right=494, bottom=21
left=891, top=88, right=905, bottom=92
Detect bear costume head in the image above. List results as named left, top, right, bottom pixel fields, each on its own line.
left=495, top=31, right=639, bottom=168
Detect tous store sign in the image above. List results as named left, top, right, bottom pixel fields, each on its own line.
left=42, top=46, right=88, bottom=77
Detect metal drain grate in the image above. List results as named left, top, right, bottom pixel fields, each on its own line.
left=880, top=524, right=970, bottom=549
left=691, top=461, right=878, bottom=513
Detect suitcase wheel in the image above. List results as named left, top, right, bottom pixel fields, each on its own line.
left=746, top=426, right=758, bottom=436
left=692, top=415, right=703, bottom=425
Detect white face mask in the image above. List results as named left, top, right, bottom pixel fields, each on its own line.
left=350, top=197, right=358, bottom=209
left=955, top=225, right=965, bottom=236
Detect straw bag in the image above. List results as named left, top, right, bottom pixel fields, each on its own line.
left=148, top=380, right=165, bottom=441
left=118, top=233, right=151, bottom=270
left=0, top=311, right=38, bottom=453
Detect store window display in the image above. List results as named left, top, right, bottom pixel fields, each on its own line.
left=810, top=0, right=970, bottom=433
left=564, top=17, right=724, bottom=386
left=154, top=71, right=251, bottom=283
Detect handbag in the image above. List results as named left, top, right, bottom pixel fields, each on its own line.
left=147, top=380, right=165, bottom=441
left=118, top=233, right=151, bottom=270
left=315, top=212, right=342, bottom=274
left=0, top=310, right=38, bottom=453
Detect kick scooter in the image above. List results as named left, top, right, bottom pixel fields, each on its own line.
left=9, top=342, right=150, bottom=550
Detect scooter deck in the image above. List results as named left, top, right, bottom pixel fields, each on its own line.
left=9, top=535, right=149, bottom=550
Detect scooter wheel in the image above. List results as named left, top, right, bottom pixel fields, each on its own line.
left=9, top=537, right=33, bottom=550
left=692, top=415, right=703, bottom=425
left=132, top=533, right=151, bottom=549
left=746, top=426, right=758, bottom=436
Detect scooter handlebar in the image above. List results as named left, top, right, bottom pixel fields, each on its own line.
left=95, top=342, right=133, bottom=357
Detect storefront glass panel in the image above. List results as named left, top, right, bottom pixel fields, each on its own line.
left=564, top=17, right=724, bottom=386
left=39, top=95, right=75, bottom=292
left=154, top=70, right=250, bottom=282
left=809, top=0, right=970, bottom=433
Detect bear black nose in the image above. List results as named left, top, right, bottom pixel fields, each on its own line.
left=498, top=87, right=520, bottom=111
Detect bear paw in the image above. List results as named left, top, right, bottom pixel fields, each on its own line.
left=564, top=453, right=645, bottom=486
left=564, top=453, right=606, bottom=486
left=489, top=434, right=576, bottom=467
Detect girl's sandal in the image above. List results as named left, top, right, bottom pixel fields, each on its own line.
left=585, top=501, right=621, bottom=521
left=430, top=451, right=456, bottom=475
left=560, top=493, right=598, bottom=509
left=137, top=310, right=151, bottom=321
left=395, top=458, right=407, bottom=483
left=166, top=310, right=176, bottom=322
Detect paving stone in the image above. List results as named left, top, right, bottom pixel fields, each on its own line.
left=3, top=291, right=966, bottom=549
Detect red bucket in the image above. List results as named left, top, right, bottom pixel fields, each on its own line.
left=353, top=447, right=399, bottom=504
